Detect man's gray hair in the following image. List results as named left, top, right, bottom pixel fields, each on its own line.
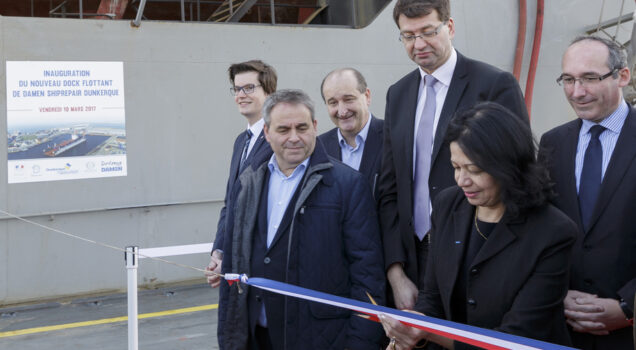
left=571, top=35, right=628, bottom=73
left=263, top=89, right=315, bottom=126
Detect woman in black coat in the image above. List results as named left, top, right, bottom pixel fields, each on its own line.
left=380, top=102, right=577, bottom=349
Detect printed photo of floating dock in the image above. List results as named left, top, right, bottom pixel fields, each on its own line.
left=8, top=124, right=126, bottom=161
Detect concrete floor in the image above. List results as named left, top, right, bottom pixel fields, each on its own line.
left=0, top=283, right=220, bottom=350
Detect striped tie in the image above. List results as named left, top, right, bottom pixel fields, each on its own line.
left=239, top=129, right=253, bottom=172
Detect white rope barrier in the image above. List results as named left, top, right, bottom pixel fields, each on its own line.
left=126, top=242, right=213, bottom=350
left=0, top=209, right=210, bottom=274
left=138, top=243, right=213, bottom=259
left=0, top=208, right=214, bottom=350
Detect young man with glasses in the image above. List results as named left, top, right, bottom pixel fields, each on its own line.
left=540, top=36, right=635, bottom=350
left=378, top=0, right=529, bottom=312
left=206, top=60, right=276, bottom=289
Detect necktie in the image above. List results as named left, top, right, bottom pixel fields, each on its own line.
left=579, top=125, right=605, bottom=231
left=239, top=129, right=253, bottom=172
left=413, top=75, right=437, bottom=241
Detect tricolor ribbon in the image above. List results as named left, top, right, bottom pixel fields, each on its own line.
left=224, top=274, right=576, bottom=350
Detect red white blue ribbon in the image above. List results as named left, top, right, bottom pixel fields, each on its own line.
left=224, top=274, right=576, bottom=350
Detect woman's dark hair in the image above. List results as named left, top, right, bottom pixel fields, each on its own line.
left=445, top=102, right=553, bottom=218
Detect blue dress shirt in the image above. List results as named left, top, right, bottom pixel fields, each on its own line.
left=266, top=155, right=309, bottom=247
left=337, top=114, right=371, bottom=171
left=575, top=100, right=629, bottom=192
left=258, top=155, right=309, bottom=327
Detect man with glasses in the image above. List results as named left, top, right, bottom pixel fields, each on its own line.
left=378, top=0, right=529, bottom=311
left=206, top=60, right=275, bottom=290
left=539, top=36, right=635, bottom=350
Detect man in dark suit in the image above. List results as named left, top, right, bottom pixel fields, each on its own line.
left=378, top=0, right=528, bottom=310
left=206, top=60, right=276, bottom=288
left=318, top=68, right=383, bottom=199
left=539, top=36, right=635, bottom=350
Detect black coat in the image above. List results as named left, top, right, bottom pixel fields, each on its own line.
left=378, top=51, right=529, bottom=283
left=416, top=186, right=576, bottom=349
left=539, top=103, right=636, bottom=349
left=218, top=141, right=386, bottom=350
left=213, top=129, right=272, bottom=253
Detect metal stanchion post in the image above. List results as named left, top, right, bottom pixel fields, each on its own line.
left=131, top=0, right=148, bottom=27
left=125, top=246, right=139, bottom=350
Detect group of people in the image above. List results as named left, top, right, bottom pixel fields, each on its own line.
left=205, top=0, right=635, bottom=349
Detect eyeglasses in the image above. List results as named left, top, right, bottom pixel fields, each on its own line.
left=556, top=69, right=617, bottom=87
left=230, top=84, right=262, bottom=95
left=399, top=22, right=447, bottom=43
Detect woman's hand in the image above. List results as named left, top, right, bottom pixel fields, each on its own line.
left=379, top=311, right=428, bottom=350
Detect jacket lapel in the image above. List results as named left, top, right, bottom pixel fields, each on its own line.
left=358, top=116, right=382, bottom=182
left=447, top=203, right=473, bottom=295
left=267, top=155, right=333, bottom=251
left=431, top=52, right=468, bottom=164
left=244, top=130, right=266, bottom=167
left=471, top=219, right=518, bottom=267
left=398, top=70, right=421, bottom=179
left=233, top=164, right=268, bottom=275
left=587, top=107, right=636, bottom=233
left=322, top=130, right=342, bottom=161
left=229, top=131, right=247, bottom=182
left=266, top=187, right=300, bottom=252
left=559, top=121, right=584, bottom=229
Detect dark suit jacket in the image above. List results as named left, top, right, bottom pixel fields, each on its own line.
left=378, top=51, right=529, bottom=283
left=416, top=186, right=576, bottom=349
left=247, top=169, right=302, bottom=349
left=218, top=140, right=385, bottom=350
left=213, top=128, right=272, bottom=252
left=539, top=104, right=636, bottom=349
left=318, top=115, right=384, bottom=200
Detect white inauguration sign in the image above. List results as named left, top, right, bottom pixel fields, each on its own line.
left=6, top=61, right=127, bottom=183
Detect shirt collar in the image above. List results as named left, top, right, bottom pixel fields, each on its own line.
left=247, top=118, right=265, bottom=137
left=580, top=99, right=629, bottom=135
left=267, top=154, right=310, bottom=179
left=336, top=113, right=372, bottom=149
left=418, top=47, right=457, bottom=88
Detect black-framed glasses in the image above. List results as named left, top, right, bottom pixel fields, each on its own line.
left=556, top=69, right=618, bottom=87
left=230, top=84, right=262, bottom=95
left=399, top=22, right=447, bottom=43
